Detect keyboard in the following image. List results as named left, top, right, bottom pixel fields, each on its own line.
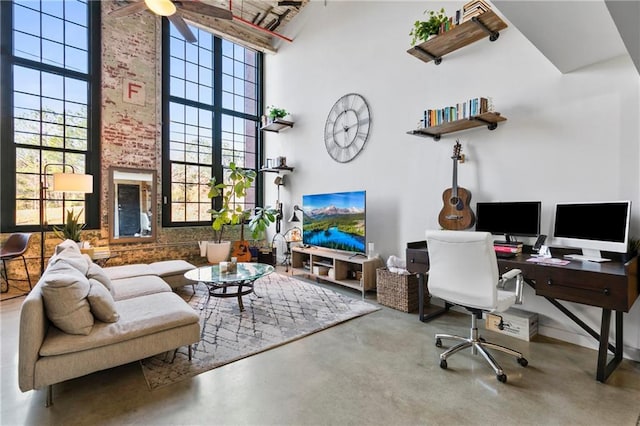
left=564, top=254, right=611, bottom=263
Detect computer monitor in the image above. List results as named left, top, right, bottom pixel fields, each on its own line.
left=475, top=201, right=541, bottom=243
left=552, top=201, right=631, bottom=262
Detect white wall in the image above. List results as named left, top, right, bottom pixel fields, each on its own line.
left=263, top=1, right=640, bottom=359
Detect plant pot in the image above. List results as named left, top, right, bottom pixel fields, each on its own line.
left=206, top=241, right=231, bottom=264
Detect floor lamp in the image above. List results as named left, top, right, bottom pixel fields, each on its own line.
left=40, top=164, right=93, bottom=274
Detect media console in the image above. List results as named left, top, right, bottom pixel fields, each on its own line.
left=291, top=246, right=384, bottom=297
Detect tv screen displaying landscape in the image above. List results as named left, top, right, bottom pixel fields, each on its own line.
left=302, top=190, right=366, bottom=253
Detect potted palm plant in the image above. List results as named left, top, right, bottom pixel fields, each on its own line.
left=53, top=209, right=85, bottom=244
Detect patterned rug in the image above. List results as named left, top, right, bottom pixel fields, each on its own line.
left=140, top=273, right=379, bottom=390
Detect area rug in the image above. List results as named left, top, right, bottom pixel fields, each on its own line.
left=140, top=273, right=379, bottom=390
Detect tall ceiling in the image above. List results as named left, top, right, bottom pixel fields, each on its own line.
left=111, top=0, right=310, bottom=54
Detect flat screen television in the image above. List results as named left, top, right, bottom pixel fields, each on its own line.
left=552, top=201, right=631, bottom=262
left=475, top=201, right=542, bottom=243
left=301, top=190, right=366, bottom=254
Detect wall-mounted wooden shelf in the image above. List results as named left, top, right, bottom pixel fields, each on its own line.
left=407, top=10, right=508, bottom=65
left=259, top=165, right=294, bottom=173
left=407, top=112, right=506, bottom=141
left=260, top=118, right=294, bottom=132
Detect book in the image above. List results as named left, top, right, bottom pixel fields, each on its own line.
left=494, top=241, right=523, bottom=248
left=494, top=246, right=522, bottom=254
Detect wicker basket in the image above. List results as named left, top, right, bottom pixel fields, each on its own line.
left=376, top=267, right=429, bottom=313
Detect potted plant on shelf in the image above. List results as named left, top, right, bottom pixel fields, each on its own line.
left=53, top=209, right=85, bottom=245
left=410, top=8, right=448, bottom=46
left=266, top=105, right=289, bottom=123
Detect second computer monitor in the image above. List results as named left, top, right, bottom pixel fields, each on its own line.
left=475, top=201, right=542, bottom=243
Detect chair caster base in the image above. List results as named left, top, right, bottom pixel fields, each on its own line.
left=517, top=357, right=528, bottom=367
left=435, top=338, right=442, bottom=348
left=497, top=373, right=507, bottom=383
left=440, top=359, right=448, bottom=369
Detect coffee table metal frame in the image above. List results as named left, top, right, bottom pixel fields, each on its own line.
left=184, top=262, right=275, bottom=311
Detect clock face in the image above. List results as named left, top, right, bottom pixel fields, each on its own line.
left=324, top=93, right=371, bottom=163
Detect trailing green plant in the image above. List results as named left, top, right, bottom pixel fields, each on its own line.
left=410, top=8, right=448, bottom=46
left=266, top=105, right=289, bottom=119
left=53, top=209, right=85, bottom=242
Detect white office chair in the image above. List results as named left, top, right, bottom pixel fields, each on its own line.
left=425, top=230, right=528, bottom=383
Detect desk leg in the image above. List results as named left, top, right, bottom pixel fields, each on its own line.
left=418, top=272, right=450, bottom=322
left=596, top=309, right=623, bottom=382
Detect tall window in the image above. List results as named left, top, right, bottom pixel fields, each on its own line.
left=163, top=22, right=262, bottom=226
left=0, top=0, right=100, bottom=232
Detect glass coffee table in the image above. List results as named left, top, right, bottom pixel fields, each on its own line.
left=184, top=262, right=275, bottom=311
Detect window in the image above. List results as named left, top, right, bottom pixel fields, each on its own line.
left=162, top=22, right=262, bottom=226
left=0, top=0, right=100, bottom=232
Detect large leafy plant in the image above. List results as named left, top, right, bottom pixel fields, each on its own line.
left=207, top=162, right=278, bottom=243
left=53, top=209, right=85, bottom=242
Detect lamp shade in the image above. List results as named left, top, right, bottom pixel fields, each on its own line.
left=145, top=0, right=176, bottom=16
left=288, top=210, right=300, bottom=222
left=52, top=173, right=93, bottom=193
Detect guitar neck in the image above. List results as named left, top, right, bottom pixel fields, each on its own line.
left=451, top=157, right=458, bottom=197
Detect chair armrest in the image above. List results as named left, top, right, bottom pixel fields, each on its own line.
left=498, top=269, right=524, bottom=305
left=501, top=269, right=521, bottom=281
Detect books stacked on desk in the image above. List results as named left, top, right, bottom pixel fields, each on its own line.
left=493, top=242, right=522, bottom=258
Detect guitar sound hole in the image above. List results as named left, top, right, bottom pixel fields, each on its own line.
left=449, top=197, right=460, bottom=206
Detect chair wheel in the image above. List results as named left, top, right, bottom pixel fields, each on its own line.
left=497, top=374, right=507, bottom=383
left=440, top=359, right=448, bottom=369
left=435, top=338, right=442, bottom=348
left=517, top=357, right=528, bottom=367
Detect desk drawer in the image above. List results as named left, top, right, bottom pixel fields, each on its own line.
left=534, top=268, right=629, bottom=311
left=406, top=248, right=429, bottom=274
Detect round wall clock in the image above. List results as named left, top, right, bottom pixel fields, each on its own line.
left=324, top=93, right=371, bottom=163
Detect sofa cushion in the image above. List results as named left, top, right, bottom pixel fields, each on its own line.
left=110, top=275, right=171, bottom=301
left=87, top=278, right=120, bottom=323
left=149, top=260, right=196, bottom=289
left=103, top=264, right=156, bottom=281
left=86, top=262, right=114, bottom=294
left=149, top=260, right=196, bottom=277
left=48, top=241, right=91, bottom=275
left=39, top=292, right=199, bottom=356
left=41, top=260, right=94, bottom=335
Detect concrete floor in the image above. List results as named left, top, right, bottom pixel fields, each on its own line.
left=2, top=277, right=640, bottom=426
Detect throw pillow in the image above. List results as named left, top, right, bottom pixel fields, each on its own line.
left=41, top=260, right=94, bottom=335
left=87, top=278, right=120, bottom=323
left=86, top=262, right=114, bottom=294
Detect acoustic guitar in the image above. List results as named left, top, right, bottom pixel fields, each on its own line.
left=438, top=141, right=475, bottom=230
left=230, top=222, right=253, bottom=262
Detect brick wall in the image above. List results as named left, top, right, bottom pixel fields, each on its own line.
left=1, top=4, right=260, bottom=295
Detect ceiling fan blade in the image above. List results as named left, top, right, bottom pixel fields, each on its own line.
left=109, top=1, right=149, bottom=17
left=177, top=1, right=233, bottom=20
left=167, top=14, right=197, bottom=43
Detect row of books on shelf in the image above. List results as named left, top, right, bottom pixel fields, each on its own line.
left=421, top=97, right=490, bottom=128
left=434, top=0, right=493, bottom=37
left=494, top=241, right=523, bottom=254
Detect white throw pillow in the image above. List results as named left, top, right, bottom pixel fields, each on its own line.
left=41, top=260, right=94, bottom=335
left=87, top=278, right=120, bottom=323
left=86, top=262, right=114, bottom=294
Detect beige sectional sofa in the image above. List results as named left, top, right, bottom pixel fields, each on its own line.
left=19, top=241, right=201, bottom=406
